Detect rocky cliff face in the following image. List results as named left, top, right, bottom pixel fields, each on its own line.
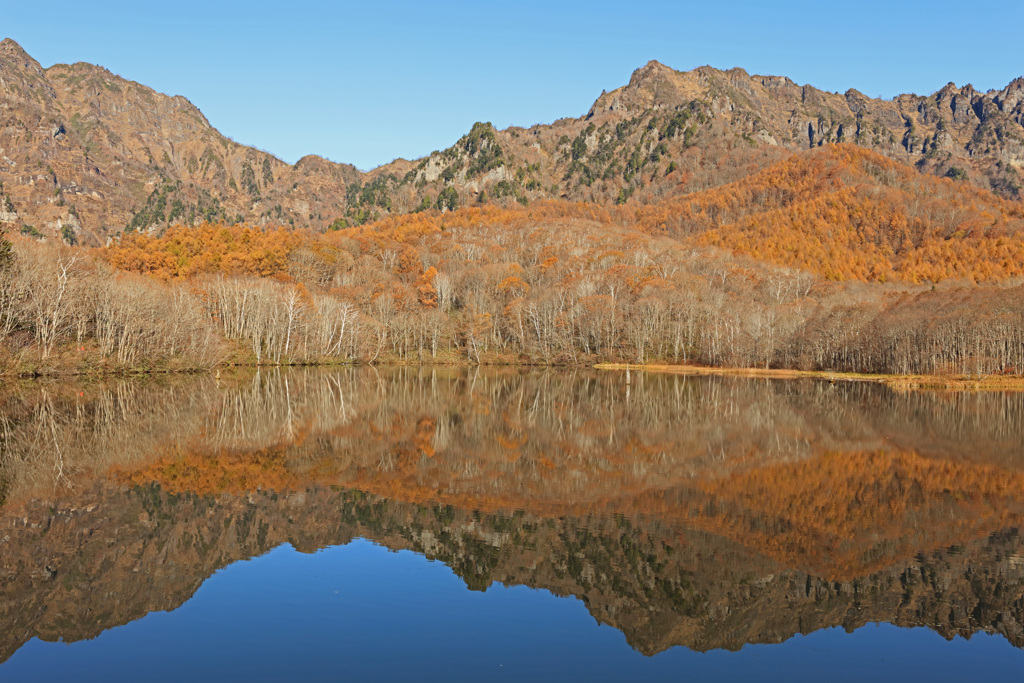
left=1, top=39, right=1022, bottom=244
left=589, top=61, right=1024, bottom=189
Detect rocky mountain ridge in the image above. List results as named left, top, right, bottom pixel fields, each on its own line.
left=0, top=37, right=1022, bottom=247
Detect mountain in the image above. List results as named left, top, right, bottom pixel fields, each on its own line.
left=0, top=38, right=1022, bottom=246
left=0, top=38, right=359, bottom=245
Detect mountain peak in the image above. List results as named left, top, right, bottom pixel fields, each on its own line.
left=629, top=60, right=675, bottom=87
left=641, top=59, right=670, bottom=71
left=588, top=60, right=718, bottom=114
left=0, top=37, right=26, bottom=53
left=0, top=36, right=53, bottom=99
left=0, top=37, right=40, bottom=69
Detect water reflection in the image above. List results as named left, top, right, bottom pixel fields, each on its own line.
left=1, top=368, right=1023, bottom=661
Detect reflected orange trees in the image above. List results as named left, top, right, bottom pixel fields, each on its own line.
left=3, top=368, right=1024, bottom=656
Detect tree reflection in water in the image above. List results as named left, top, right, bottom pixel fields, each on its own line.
left=1, top=368, right=1023, bottom=660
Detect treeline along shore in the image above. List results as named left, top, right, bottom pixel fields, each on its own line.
left=2, top=148, right=1024, bottom=380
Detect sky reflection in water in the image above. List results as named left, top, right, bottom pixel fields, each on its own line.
left=4, top=540, right=1022, bottom=683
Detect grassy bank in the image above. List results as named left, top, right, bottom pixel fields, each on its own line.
left=594, top=363, right=1024, bottom=392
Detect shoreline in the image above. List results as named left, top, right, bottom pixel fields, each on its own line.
left=593, top=363, right=1024, bottom=392
left=5, top=357, right=1024, bottom=392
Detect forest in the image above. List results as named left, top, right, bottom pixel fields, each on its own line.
left=1, top=145, right=1023, bottom=378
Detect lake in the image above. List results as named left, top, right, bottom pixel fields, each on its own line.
left=0, top=368, right=1022, bottom=681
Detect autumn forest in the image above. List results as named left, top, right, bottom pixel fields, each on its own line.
left=1, top=144, right=1024, bottom=378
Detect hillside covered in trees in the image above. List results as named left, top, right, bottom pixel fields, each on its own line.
left=1, top=143, right=1023, bottom=378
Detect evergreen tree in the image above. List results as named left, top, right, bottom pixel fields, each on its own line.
left=0, top=224, right=13, bottom=271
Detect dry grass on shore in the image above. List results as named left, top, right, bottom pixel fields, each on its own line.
left=594, top=363, right=1024, bottom=392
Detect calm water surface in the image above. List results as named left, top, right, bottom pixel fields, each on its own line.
left=0, top=368, right=1022, bottom=681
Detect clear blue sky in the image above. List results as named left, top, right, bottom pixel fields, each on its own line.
left=3, top=1, right=1022, bottom=170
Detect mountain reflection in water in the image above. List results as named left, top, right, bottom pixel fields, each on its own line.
left=1, top=368, right=1023, bottom=665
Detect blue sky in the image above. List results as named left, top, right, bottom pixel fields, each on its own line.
left=3, top=1, right=1022, bottom=170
